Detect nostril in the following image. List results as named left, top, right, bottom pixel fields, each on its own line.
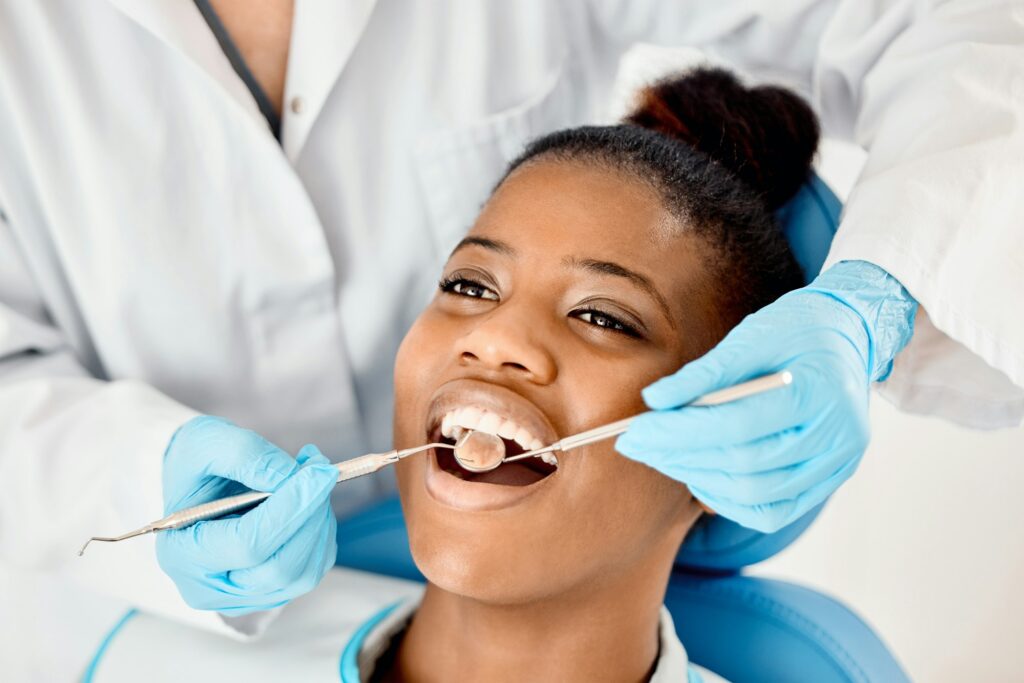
left=504, top=361, right=530, bottom=374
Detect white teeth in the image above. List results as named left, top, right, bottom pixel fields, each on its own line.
left=541, top=453, right=558, bottom=467
left=438, top=406, right=550, bottom=453
left=497, top=419, right=519, bottom=439
left=457, top=407, right=483, bottom=431
left=477, top=411, right=503, bottom=434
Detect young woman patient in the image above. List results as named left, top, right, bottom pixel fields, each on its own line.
left=382, top=67, right=814, bottom=682
left=92, top=68, right=816, bottom=682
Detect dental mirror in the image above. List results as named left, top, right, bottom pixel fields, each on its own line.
left=453, top=430, right=507, bottom=472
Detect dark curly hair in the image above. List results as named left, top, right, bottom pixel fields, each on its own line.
left=498, top=67, right=818, bottom=338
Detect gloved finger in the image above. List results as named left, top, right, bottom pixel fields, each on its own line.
left=663, top=443, right=855, bottom=507
left=177, top=571, right=291, bottom=615
left=294, top=443, right=323, bottom=466
left=164, top=416, right=300, bottom=505
left=198, top=425, right=302, bottom=494
left=169, top=445, right=321, bottom=520
left=162, top=458, right=337, bottom=571
left=618, top=426, right=815, bottom=475
left=209, top=507, right=337, bottom=614
left=617, top=383, right=808, bottom=454
left=689, top=454, right=861, bottom=533
left=225, top=501, right=337, bottom=601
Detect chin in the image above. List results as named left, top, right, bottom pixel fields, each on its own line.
left=400, top=489, right=562, bottom=606
left=417, top=551, right=559, bottom=607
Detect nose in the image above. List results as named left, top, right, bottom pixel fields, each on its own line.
left=457, top=302, right=558, bottom=385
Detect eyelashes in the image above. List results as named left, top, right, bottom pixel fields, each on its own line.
left=571, top=309, right=641, bottom=338
left=438, top=275, right=499, bottom=300
left=438, top=275, right=643, bottom=339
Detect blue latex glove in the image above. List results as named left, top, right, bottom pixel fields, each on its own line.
left=156, top=416, right=338, bottom=615
left=616, top=260, right=917, bottom=533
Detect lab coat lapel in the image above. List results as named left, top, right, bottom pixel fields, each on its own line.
left=283, top=0, right=379, bottom=160
left=104, top=0, right=273, bottom=136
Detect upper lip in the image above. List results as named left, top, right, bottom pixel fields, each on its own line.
left=424, top=379, right=560, bottom=447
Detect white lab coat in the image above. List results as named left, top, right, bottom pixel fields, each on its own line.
left=0, top=1, right=1020, bottom=680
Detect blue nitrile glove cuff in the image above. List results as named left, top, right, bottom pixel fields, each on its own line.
left=806, top=260, right=917, bottom=382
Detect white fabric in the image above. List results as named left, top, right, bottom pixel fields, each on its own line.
left=817, top=0, right=1024, bottom=429
left=89, top=568, right=423, bottom=681
left=0, top=0, right=1020, bottom=679
left=88, top=566, right=725, bottom=682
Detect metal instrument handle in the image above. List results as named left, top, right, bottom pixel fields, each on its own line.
left=80, top=443, right=457, bottom=554
left=159, top=490, right=271, bottom=530
left=687, top=371, right=792, bottom=407
left=530, top=371, right=793, bottom=456
left=557, top=417, right=634, bottom=452
left=335, top=451, right=398, bottom=483
left=152, top=446, right=447, bottom=528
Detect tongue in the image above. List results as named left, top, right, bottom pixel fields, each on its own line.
left=468, top=462, right=546, bottom=487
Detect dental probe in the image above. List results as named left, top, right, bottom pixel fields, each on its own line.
left=496, top=371, right=793, bottom=467
left=77, top=439, right=466, bottom=556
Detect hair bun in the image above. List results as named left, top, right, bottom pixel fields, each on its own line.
left=626, top=67, right=820, bottom=210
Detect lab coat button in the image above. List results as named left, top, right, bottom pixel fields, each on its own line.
left=290, top=96, right=305, bottom=114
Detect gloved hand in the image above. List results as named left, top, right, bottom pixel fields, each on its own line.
left=616, top=260, right=917, bottom=533
left=156, top=415, right=338, bottom=615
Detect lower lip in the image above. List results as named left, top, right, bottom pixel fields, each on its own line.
left=424, top=448, right=556, bottom=512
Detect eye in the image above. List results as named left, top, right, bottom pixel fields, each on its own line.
left=438, top=276, right=499, bottom=301
left=571, top=309, right=642, bottom=338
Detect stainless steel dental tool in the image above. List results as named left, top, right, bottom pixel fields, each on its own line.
left=78, top=372, right=791, bottom=555
left=77, top=439, right=468, bottom=556
left=454, top=371, right=793, bottom=472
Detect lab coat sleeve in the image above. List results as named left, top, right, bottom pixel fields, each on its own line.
left=584, top=0, right=1024, bottom=428
left=0, top=211, right=275, bottom=639
left=816, top=0, right=1024, bottom=429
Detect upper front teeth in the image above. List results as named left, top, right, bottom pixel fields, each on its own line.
left=440, top=407, right=555, bottom=465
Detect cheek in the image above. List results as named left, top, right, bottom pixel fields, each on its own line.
left=556, top=347, right=680, bottom=428
left=393, top=313, right=445, bottom=447
left=555, top=447, right=694, bottom=574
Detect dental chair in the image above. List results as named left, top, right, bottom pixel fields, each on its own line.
left=334, top=175, right=911, bottom=683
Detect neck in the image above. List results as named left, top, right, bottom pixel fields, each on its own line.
left=393, top=531, right=688, bottom=683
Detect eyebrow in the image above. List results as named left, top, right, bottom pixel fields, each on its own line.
left=449, top=236, right=516, bottom=258
left=563, top=256, right=675, bottom=327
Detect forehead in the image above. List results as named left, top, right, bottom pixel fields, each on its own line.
left=477, top=159, right=675, bottom=257
left=471, top=159, right=712, bottom=309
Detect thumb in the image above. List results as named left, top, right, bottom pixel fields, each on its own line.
left=642, top=342, right=755, bottom=410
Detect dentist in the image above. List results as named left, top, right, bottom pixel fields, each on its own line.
left=0, top=2, right=1021, bottom=680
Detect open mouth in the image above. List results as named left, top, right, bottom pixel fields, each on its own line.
left=428, top=425, right=557, bottom=488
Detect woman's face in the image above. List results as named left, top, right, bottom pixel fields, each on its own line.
left=393, top=159, right=716, bottom=605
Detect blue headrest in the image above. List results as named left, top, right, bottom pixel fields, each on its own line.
left=674, top=173, right=842, bottom=572
left=336, top=496, right=422, bottom=581
left=777, top=173, right=843, bottom=283
left=666, top=573, right=910, bottom=682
